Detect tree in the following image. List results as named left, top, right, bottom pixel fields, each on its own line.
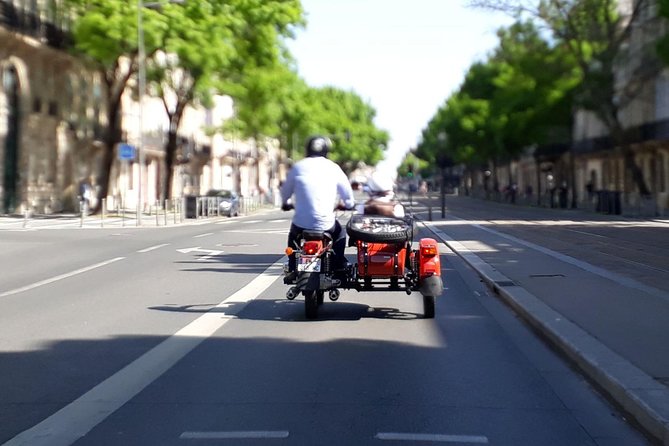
left=64, top=0, right=168, bottom=213
left=149, top=0, right=304, bottom=201
left=470, top=0, right=660, bottom=196
left=416, top=20, right=578, bottom=200
left=303, top=86, right=389, bottom=169
left=226, top=79, right=388, bottom=171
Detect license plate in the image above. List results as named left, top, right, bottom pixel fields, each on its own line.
left=298, top=257, right=321, bottom=272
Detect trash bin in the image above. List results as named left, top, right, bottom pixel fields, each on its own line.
left=559, top=188, right=568, bottom=209
left=184, top=195, right=198, bottom=219
left=596, top=191, right=603, bottom=212
left=611, top=191, right=622, bottom=215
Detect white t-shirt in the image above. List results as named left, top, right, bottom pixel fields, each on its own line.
left=280, top=156, right=355, bottom=230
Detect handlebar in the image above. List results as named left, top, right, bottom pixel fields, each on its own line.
left=282, top=202, right=354, bottom=212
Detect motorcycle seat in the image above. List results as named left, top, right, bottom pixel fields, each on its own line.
left=301, top=230, right=332, bottom=242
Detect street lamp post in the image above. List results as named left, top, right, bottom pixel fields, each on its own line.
left=136, top=0, right=185, bottom=225
left=437, top=132, right=448, bottom=218
left=137, top=0, right=147, bottom=225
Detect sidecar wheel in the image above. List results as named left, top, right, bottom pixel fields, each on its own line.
left=317, top=290, right=325, bottom=306
left=423, top=295, right=435, bottom=319
left=304, top=290, right=318, bottom=319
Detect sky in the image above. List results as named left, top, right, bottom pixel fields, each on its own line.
left=285, top=0, right=514, bottom=174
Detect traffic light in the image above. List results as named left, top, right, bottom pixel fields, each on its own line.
left=407, top=164, right=414, bottom=178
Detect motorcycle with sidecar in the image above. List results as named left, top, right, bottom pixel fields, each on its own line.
left=283, top=213, right=443, bottom=319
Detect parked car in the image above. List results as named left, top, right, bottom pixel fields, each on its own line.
left=206, top=189, right=240, bottom=217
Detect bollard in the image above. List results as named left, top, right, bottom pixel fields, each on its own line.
left=23, top=207, right=29, bottom=228
left=101, top=198, right=106, bottom=227
left=155, top=201, right=160, bottom=226
left=428, top=206, right=433, bottom=221
left=164, top=200, right=168, bottom=226
left=80, top=201, right=86, bottom=227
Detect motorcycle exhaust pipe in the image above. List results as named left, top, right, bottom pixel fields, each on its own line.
left=286, top=287, right=298, bottom=300
left=329, top=289, right=340, bottom=301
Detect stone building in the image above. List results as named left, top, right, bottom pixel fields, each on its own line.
left=0, top=0, right=106, bottom=214
left=0, top=0, right=280, bottom=215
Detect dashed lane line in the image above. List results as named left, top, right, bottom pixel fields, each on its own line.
left=180, top=431, right=290, bottom=440
left=137, top=244, right=170, bottom=253
left=375, top=433, right=488, bottom=443
left=0, top=257, right=126, bottom=298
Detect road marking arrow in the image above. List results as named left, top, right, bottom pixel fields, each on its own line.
left=176, top=247, right=224, bottom=260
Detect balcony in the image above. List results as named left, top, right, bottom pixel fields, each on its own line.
left=1, top=0, right=73, bottom=50
left=572, top=118, right=669, bottom=154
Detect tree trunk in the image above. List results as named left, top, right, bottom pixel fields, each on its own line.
left=569, top=147, right=578, bottom=209
left=622, top=145, right=651, bottom=196
left=162, top=130, right=178, bottom=202
left=607, top=115, right=651, bottom=197
left=93, top=98, right=122, bottom=215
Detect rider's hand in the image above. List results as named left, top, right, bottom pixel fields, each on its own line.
left=335, top=201, right=354, bottom=211
left=281, top=202, right=294, bottom=211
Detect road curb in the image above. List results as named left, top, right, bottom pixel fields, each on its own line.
left=422, top=221, right=669, bottom=445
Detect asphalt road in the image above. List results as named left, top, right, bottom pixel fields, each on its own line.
left=0, top=209, right=650, bottom=445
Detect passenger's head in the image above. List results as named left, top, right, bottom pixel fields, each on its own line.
left=367, top=170, right=395, bottom=196
left=305, top=136, right=332, bottom=158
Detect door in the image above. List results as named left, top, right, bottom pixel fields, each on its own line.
left=3, top=66, right=20, bottom=214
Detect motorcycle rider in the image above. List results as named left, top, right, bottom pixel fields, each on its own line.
left=281, top=136, right=355, bottom=283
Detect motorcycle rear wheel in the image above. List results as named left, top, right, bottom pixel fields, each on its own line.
left=304, top=290, right=319, bottom=319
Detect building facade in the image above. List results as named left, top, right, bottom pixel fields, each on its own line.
left=470, top=0, right=669, bottom=216
left=0, top=0, right=280, bottom=215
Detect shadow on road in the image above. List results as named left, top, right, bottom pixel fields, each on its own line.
left=149, top=298, right=422, bottom=321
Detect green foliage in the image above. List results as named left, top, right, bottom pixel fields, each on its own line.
left=301, top=86, right=388, bottom=167
left=416, top=20, right=578, bottom=173
left=224, top=72, right=388, bottom=168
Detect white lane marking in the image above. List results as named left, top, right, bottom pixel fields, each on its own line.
left=180, top=431, right=289, bottom=440
left=137, top=243, right=170, bottom=253
left=193, top=232, right=214, bottom=238
left=226, top=229, right=288, bottom=235
left=0, top=257, right=125, bottom=298
left=565, top=228, right=607, bottom=238
left=4, top=261, right=283, bottom=446
left=269, top=219, right=289, bottom=223
left=375, top=432, right=488, bottom=443
left=244, top=220, right=261, bottom=224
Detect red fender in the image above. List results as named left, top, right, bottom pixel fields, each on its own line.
left=418, top=238, right=441, bottom=279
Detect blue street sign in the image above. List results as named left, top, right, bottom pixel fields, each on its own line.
left=118, top=143, right=136, bottom=161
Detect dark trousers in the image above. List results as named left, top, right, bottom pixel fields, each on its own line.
left=287, top=221, right=347, bottom=272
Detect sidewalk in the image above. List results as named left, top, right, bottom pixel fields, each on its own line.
left=413, top=194, right=669, bottom=445
left=0, top=205, right=277, bottom=230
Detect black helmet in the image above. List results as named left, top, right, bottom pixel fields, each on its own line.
left=305, top=135, right=332, bottom=158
